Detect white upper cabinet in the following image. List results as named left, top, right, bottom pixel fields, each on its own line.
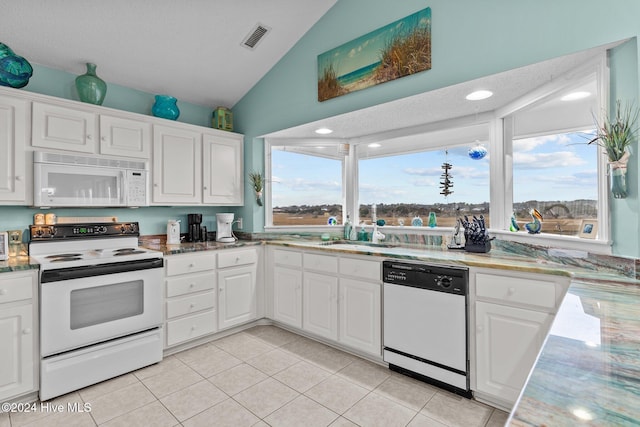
left=0, top=94, right=28, bottom=203
left=152, top=124, right=202, bottom=205
left=32, top=102, right=97, bottom=153
left=202, top=132, right=244, bottom=205
left=99, top=115, right=151, bottom=159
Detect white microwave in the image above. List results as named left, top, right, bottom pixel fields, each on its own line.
left=33, top=152, right=148, bottom=207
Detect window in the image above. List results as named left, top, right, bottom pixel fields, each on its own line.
left=511, top=130, right=597, bottom=236
left=269, top=144, right=344, bottom=226
left=358, top=144, right=490, bottom=228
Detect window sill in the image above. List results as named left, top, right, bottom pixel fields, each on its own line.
left=265, top=225, right=612, bottom=255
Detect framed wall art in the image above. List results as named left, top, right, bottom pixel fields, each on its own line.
left=317, top=7, right=431, bottom=102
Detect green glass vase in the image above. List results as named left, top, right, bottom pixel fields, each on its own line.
left=75, top=63, right=107, bottom=105
left=609, top=164, right=628, bottom=199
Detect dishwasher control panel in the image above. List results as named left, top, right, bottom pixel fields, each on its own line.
left=382, top=261, right=468, bottom=295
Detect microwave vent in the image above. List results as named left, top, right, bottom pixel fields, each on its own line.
left=34, top=152, right=146, bottom=170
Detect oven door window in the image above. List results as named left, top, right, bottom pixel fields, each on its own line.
left=70, top=280, right=144, bottom=329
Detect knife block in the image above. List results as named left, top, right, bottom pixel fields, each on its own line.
left=464, top=240, right=491, bottom=253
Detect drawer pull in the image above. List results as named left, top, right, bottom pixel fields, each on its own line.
left=0, top=289, right=7, bottom=295
left=190, top=303, right=196, bottom=309
left=189, top=283, right=195, bottom=288
left=191, top=325, right=197, bottom=330
left=236, top=257, right=240, bottom=263
left=23, top=328, right=32, bottom=335
left=507, top=287, right=516, bottom=295
left=189, top=263, right=196, bottom=268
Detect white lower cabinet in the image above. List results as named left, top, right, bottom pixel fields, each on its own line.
left=338, top=277, right=381, bottom=356
left=164, top=253, right=217, bottom=348
left=475, top=301, right=551, bottom=403
left=217, top=248, right=259, bottom=330
left=269, top=248, right=381, bottom=358
left=272, top=266, right=303, bottom=328
left=303, top=272, right=338, bottom=340
left=0, top=270, right=38, bottom=401
left=472, top=269, right=568, bottom=409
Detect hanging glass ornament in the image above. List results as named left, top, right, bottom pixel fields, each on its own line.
left=468, top=141, right=488, bottom=160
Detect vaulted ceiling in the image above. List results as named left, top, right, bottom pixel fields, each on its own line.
left=0, top=0, right=337, bottom=108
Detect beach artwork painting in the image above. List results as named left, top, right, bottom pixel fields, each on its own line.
left=317, top=7, right=431, bottom=102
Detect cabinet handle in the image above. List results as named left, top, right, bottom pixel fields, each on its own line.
left=0, top=289, right=7, bottom=295
left=86, top=134, right=92, bottom=140
left=190, top=303, right=196, bottom=309
left=203, top=186, right=207, bottom=190
left=23, top=328, right=32, bottom=335
left=507, top=287, right=516, bottom=295
left=191, top=325, right=197, bottom=331
left=101, top=136, right=106, bottom=142
left=477, top=325, right=484, bottom=333
left=189, top=263, right=196, bottom=268
left=154, top=183, right=159, bottom=187
left=15, top=175, right=21, bottom=181
left=189, top=283, right=195, bottom=288
left=219, top=287, right=224, bottom=293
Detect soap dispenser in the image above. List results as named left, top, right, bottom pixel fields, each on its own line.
left=344, top=214, right=353, bottom=240
left=358, top=223, right=368, bottom=241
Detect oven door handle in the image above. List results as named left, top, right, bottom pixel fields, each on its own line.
left=41, top=258, right=164, bottom=283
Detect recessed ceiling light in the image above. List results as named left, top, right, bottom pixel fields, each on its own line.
left=368, top=143, right=381, bottom=148
left=465, top=90, right=493, bottom=101
left=315, top=127, right=333, bottom=135
left=561, top=91, right=591, bottom=101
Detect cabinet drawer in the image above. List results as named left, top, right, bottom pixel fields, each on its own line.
left=218, top=248, right=258, bottom=268
left=166, top=272, right=215, bottom=297
left=165, top=253, right=216, bottom=276
left=304, top=253, right=338, bottom=273
left=476, top=273, right=557, bottom=309
left=273, top=249, right=302, bottom=268
left=339, top=258, right=380, bottom=282
left=0, top=274, right=33, bottom=304
left=166, top=290, right=215, bottom=319
left=166, top=310, right=217, bottom=347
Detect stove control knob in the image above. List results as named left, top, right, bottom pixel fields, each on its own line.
left=95, top=226, right=107, bottom=234
left=436, top=275, right=453, bottom=288
left=128, top=223, right=137, bottom=233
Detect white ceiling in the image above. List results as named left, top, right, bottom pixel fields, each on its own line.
left=0, top=0, right=337, bottom=108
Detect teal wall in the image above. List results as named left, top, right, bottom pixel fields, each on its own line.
left=232, top=0, right=640, bottom=257
left=0, top=64, right=238, bottom=238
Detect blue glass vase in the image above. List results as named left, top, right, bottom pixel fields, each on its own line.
left=75, top=63, right=107, bottom=105
left=0, top=42, right=33, bottom=88
left=152, top=95, right=180, bottom=120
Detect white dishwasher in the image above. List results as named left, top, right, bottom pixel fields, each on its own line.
left=383, top=260, right=471, bottom=397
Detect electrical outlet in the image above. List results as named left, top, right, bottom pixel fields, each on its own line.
left=236, top=217, right=243, bottom=230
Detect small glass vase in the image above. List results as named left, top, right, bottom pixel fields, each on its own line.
left=609, top=163, right=628, bottom=199
left=152, top=95, right=180, bottom=120
left=75, top=63, right=107, bottom=105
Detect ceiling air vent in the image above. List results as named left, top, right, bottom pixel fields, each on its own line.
left=242, top=23, right=270, bottom=50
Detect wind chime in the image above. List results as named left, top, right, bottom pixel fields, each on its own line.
left=440, top=150, right=454, bottom=197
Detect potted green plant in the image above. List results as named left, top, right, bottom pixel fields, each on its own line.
left=589, top=100, right=639, bottom=198
left=248, top=171, right=264, bottom=206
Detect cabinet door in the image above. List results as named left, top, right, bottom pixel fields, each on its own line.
left=152, top=124, right=201, bottom=204
left=475, top=301, right=552, bottom=404
left=272, top=266, right=302, bottom=328
left=218, top=265, right=257, bottom=330
left=339, top=278, right=381, bottom=356
left=0, top=95, right=27, bottom=203
left=303, top=272, right=338, bottom=340
left=32, top=102, right=97, bottom=153
left=100, top=115, right=151, bottom=159
left=0, top=304, right=34, bottom=401
left=202, top=133, right=243, bottom=205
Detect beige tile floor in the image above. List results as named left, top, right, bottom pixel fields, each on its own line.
left=1, top=326, right=509, bottom=427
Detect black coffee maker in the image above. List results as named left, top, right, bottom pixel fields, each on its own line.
left=187, top=213, right=206, bottom=242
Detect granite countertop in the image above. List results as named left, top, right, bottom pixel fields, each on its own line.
left=508, top=277, right=640, bottom=426
left=140, top=238, right=262, bottom=255
left=0, top=256, right=40, bottom=274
